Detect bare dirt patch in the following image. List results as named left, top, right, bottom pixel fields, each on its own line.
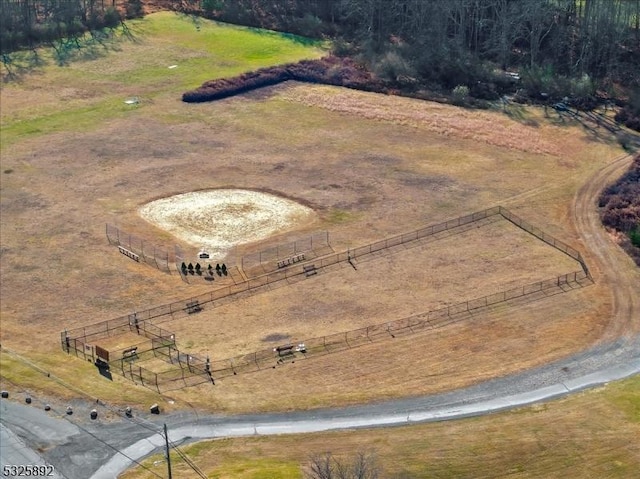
left=139, top=189, right=316, bottom=257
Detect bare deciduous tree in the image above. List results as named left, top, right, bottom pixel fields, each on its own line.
left=305, top=450, right=380, bottom=479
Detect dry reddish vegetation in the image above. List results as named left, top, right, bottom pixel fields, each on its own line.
left=615, top=105, right=640, bottom=132
left=599, top=153, right=640, bottom=265
left=276, top=83, right=561, bottom=155
left=182, top=55, right=385, bottom=102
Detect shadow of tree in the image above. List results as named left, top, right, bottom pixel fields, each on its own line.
left=2, top=23, right=137, bottom=82
left=500, top=100, right=540, bottom=127
left=498, top=98, right=639, bottom=151
left=1, top=50, right=47, bottom=83
left=246, top=26, right=324, bottom=47
left=51, top=24, right=136, bottom=66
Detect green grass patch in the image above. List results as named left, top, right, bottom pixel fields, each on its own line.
left=0, top=98, right=132, bottom=148
left=606, top=374, right=640, bottom=423
left=326, top=208, right=357, bottom=224
left=0, top=348, right=162, bottom=408
left=0, top=11, right=327, bottom=149
left=124, top=447, right=301, bottom=479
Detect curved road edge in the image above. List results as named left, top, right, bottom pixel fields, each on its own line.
left=91, top=355, right=640, bottom=478
left=91, top=152, right=640, bottom=478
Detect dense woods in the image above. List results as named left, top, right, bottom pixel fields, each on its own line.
left=0, top=0, right=129, bottom=54
left=173, top=1, right=640, bottom=93
left=2, top=1, right=639, bottom=122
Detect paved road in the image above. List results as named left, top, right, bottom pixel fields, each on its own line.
left=1, top=155, right=638, bottom=478
left=0, top=423, right=66, bottom=479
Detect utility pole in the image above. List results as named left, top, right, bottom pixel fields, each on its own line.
left=164, top=423, right=172, bottom=479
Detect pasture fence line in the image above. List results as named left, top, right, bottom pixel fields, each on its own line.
left=348, top=206, right=501, bottom=261
left=200, top=269, right=591, bottom=380
left=62, top=314, right=176, bottom=362
left=69, top=206, right=590, bottom=353
left=63, top=313, right=176, bottom=345
left=108, top=345, right=214, bottom=393
left=241, top=231, right=332, bottom=275
left=89, top=206, right=507, bottom=333
left=106, top=224, right=172, bottom=273
left=62, top=329, right=214, bottom=392
left=64, top=206, right=593, bottom=390
left=497, top=207, right=591, bottom=278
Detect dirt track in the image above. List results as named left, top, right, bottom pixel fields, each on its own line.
left=572, top=154, right=640, bottom=341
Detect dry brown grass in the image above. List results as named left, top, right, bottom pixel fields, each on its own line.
left=0, top=22, right=628, bottom=414
left=278, top=83, right=563, bottom=154
left=162, top=217, right=581, bottom=360
left=162, top=286, right=603, bottom=413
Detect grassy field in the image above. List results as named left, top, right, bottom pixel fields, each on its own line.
left=120, top=374, right=640, bottom=478
left=1, top=12, right=638, bottom=478
left=0, top=11, right=630, bottom=412
left=0, top=11, right=327, bottom=148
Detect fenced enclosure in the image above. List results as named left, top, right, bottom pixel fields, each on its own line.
left=498, top=207, right=590, bottom=278
left=63, top=318, right=213, bottom=392
left=241, top=230, right=332, bottom=276
left=99, top=206, right=589, bottom=330
left=62, top=314, right=176, bottom=364
left=108, top=344, right=214, bottom=392
left=106, top=224, right=172, bottom=273
left=200, top=269, right=592, bottom=380
left=66, top=206, right=593, bottom=390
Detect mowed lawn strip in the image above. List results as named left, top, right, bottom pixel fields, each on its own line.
left=119, top=375, right=640, bottom=479
left=0, top=349, right=166, bottom=412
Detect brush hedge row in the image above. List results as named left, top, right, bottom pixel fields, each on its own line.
left=599, top=153, right=640, bottom=265
left=615, top=107, right=640, bottom=133
left=182, top=56, right=387, bottom=103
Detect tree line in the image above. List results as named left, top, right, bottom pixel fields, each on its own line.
left=172, top=0, right=639, bottom=107
left=3, top=1, right=639, bottom=115
left=0, top=0, right=146, bottom=55
left=599, top=153, right=640, bottom=265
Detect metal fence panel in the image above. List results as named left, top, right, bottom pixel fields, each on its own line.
left=486, top=291, right=506, bottom=305
left=345, top=327, right=372, bottom=347
left=523, top=282, right=543, bottom=294
left=106, top=224, right=171, bottom=273
left=468, top=297, right=488, bottom=310
left=448, top=302, right=469, bottom=316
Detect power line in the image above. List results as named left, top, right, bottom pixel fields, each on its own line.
left=1, top=350, right=211, bottom=479
left=169, top=438, right=208, bottom=479
left=0, top=375, right=164, bottom=479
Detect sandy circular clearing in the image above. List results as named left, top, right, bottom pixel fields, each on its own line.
left=139, top=189, right=315, bottom=257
